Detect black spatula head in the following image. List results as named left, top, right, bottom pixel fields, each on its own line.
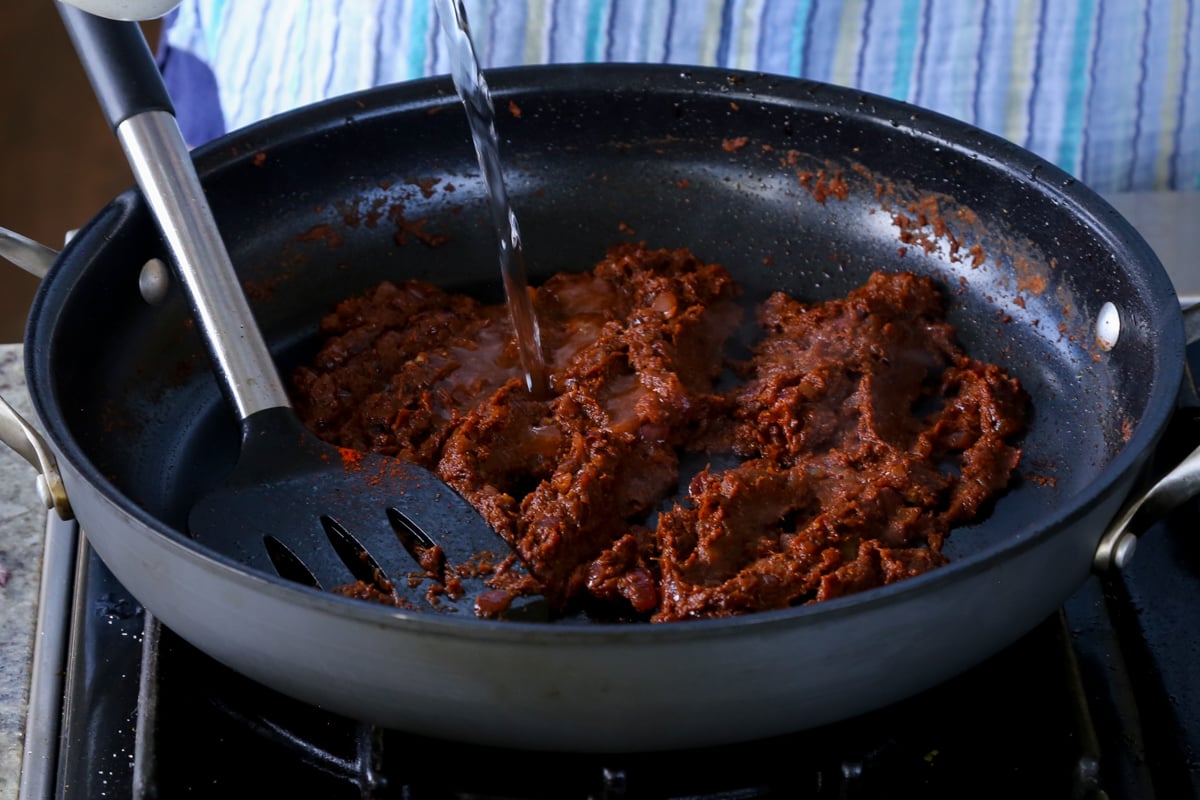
left=188, top=407, right=547, bottom=619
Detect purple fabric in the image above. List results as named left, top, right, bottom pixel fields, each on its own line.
left=157, top=13, right=226, bottom=147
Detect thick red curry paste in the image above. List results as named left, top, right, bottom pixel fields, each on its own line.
left=291, top=243, right=1028, bottom=621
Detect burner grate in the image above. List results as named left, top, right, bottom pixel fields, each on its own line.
left=132, top=594, right=1098, bottom=799
left=43, top=529, right=1200, bottom=799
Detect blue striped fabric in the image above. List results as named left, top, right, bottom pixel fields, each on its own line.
left=160, top=0, right=1199, bottom=192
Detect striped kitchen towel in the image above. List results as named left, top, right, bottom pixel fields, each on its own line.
left=159, top=0, right=1198, bottom=192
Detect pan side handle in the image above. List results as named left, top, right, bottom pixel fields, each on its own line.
left=0, top=228, right=73, bottom=520
left=0, top=395, right=72, bottom=521
left=0, top=226, right=58, bottom=279
left=1094, top=303, right=1200, bottom=572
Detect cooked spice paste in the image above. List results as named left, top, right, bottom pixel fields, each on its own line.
left=291, top=243, right=1028, bottom=621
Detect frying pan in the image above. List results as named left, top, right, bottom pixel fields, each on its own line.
left=2, top=63, right=1193, bottom=752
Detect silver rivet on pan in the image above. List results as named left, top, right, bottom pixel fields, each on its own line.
left=1095, top=301, right=1120, bottom=350
left=139, top=257, right=170, bottom=304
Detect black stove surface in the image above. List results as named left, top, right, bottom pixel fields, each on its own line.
left=51, top=531, right=1200, bottom=798
left=48, top=378, right=1200, bottom=800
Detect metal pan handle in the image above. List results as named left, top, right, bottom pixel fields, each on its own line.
left=0, top=227, right=57, bottom=279
left=0, top=227, right=71, bottom=522
left=0, top=394, right=71, bottom=528
left=0, top=396, right=71, bottom=520
left=0, top=229, right=72, bottom=519
left=1094, top=302, right=1200, bottom=571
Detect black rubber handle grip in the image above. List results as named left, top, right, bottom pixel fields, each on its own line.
left=56, top=1, right=174, bottom=130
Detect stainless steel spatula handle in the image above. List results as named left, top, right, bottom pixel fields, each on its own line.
left=57, top=2, right=290, bottom=420
left=115, top=112, right=291, bottom=418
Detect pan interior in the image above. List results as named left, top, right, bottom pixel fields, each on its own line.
left=33, top=65, right=1179, bottom=619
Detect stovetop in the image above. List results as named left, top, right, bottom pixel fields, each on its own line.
left=22, top=390, right=1200, bottom=799
left=40, top=529, right=1200, bottom=799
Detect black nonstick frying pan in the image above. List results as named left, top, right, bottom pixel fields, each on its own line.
left=1, top=46, right=1194, bottom=750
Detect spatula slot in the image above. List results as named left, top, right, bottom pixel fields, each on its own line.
left=385, top=507, right=436, bottom=550
left=264, top=535, right=322, bottom=590
left=320, top=515, right=397, bottom=597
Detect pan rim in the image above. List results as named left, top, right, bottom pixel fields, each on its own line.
left=25, top=62, right=1186, bottom=643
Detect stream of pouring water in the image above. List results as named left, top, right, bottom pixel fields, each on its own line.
left=436, top=0, right=548, bottom=397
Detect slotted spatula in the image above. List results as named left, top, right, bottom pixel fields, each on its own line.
left=57, top=3, right=544, bottom=619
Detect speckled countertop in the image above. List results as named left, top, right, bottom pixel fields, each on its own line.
left=0, top=343, right=41, bottom=800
